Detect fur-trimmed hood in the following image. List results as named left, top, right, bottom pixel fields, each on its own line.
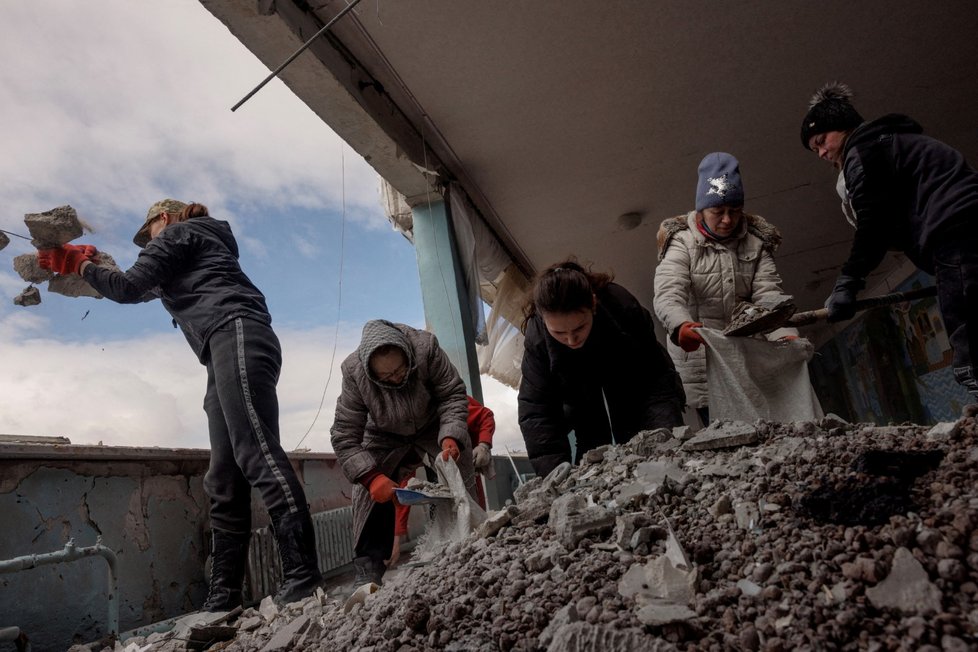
left=656, top=212, right=782, bottom=261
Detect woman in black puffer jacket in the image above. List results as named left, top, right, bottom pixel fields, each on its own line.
left=518, top=259, right=685, bottom=477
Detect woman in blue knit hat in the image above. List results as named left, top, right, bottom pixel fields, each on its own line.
left=653, top=152, right=796, bottom=426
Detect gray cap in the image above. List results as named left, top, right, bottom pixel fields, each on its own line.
left=695, top=152, right=744, bottom=211
left=133, top=198, right=187, bottom=247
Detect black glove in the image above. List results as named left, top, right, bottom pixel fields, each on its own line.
left=824, top=275, right=864, bottom=322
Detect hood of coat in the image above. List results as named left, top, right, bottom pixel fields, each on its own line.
left=655, top=212, right=781, bottom=261
left=844, top=113, right=923, bottom=157
left=357, top=319, right=416, bottom=388
left=187, top=216, right=240, bottom=259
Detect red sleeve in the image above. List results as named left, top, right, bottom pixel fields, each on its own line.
left=394, top=475, right=411, bottom=536
left=466, top=396, right=495, bottom=447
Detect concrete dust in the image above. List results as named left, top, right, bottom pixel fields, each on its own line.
left=73, top=416, right=978, bottom=651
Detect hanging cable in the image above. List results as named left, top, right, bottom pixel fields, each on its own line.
left=294, top=143, right=348, bottom=451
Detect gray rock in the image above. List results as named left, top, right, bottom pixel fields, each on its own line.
left=13, top=286, right=41, bottom=306
left=24, top=205, right=85, bottom=248
left=260, top=614, right=311, bottom=652
left=544, top=621, right=674, bottom=652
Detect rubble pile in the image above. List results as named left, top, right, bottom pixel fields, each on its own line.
left=93, top=416, right=978, bottom=651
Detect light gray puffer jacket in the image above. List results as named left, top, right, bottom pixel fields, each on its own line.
left=652, top=212, right=794, bottom=408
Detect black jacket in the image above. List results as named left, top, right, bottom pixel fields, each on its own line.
left=842, top=114, right=978, bottom=278
left=518, top=283, right=684, bottom=476
left=84, top=216, right=271, bottom=362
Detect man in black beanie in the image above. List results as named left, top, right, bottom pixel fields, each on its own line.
left=802, top=82, right=978, bottom=404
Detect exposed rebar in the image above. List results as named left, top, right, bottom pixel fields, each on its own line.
left=231, top=0, right=363, bottom=112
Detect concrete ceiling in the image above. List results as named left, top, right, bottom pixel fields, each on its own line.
left=204, top=0, right=978, bottom=314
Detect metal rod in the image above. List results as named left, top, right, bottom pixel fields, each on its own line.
left=0, top=228, right=31, bottom=240
left=0, top=537, right=119, bottom=636
left=504, top=447, right=525, bottom=486
left=231, top=0, right=363, bottom=112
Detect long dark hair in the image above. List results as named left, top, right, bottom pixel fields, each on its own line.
left=522, top=258, right=613, bottom=330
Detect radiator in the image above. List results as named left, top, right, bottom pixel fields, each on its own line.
left=244, top=506, right=354, bottom=601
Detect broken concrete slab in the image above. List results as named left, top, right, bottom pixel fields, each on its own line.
left=549, top=493, right=615, bottom=548
left=259, top=614, right=311, bottom=652
left=865, top=547, right=943, bottom=614
left=634, top=460, right=690, bottom=486
left=13, top=286, right=40, bottom=306
left=683, top=421, right=759, bottom=451
left=24, top=205, right=85, bottom=248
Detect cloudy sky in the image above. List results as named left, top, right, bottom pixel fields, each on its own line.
left=0, top=1, right=522, bottom=453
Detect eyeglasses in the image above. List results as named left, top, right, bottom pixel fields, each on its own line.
left=375, top=362, right=408, bottom=383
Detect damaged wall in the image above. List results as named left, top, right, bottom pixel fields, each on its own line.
left=0, top=443, right=529, bottom=651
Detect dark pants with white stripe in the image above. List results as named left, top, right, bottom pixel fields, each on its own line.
left=203, top=317, right=307, bottom=532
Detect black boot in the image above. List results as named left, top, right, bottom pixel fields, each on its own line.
left=352, top=556, right=386, bottom=587
left=201, top=527, right=251, bottom=612
left=270, top=509, right=324, bottom=606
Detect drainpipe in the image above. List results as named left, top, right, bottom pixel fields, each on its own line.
left=0, top=537, right=119, bottom=636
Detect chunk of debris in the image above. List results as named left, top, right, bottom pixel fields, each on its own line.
left=13, top=285, right=41, bottom=306
left=24, top=205, right=85, bottom=248
left=260, top=614, right=312, bottom=652
left=683, top=421, right=759, bottom=451
left=926, top=421, right=960, bottom=442
left=549, top=493, right=615, bottom=548
left=0, top=230, right=9, bottom=251
left=13, top=253, right=54, bottom=283
left=865, top=547, right=943, bottom=614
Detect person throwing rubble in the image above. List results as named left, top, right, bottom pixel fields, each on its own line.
left=652, top=152, right=797, bottom=426
left=387, top=395, right=494, bottom=567
left=801, top=82, right=978, bottom=405
left=36, top=199, right=323, bottom=610
left=518, top=260, right=685, bottom=477
left=331, top=319, right=477, bottom=587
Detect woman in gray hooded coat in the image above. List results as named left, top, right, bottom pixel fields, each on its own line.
left=330, top=319, right=476, bottom=585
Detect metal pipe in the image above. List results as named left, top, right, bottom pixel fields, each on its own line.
left=504, top=447, right=525, bottom=486
left=231, top=0, right=363, bottom=112
left=0, top=537, right=119, bottom=636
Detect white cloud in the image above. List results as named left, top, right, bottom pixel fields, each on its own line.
left=0, top=316, right=524, bottom=455
left=0, top=0, right=386, bottom=259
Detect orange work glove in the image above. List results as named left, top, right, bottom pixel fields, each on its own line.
left=441, top=437, right=461, bottom=461
left=677, top=321, right=706, bottom=353
left=368, top=474, right=397, bottom=503
left=37, top=244, right=98, bottom=275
